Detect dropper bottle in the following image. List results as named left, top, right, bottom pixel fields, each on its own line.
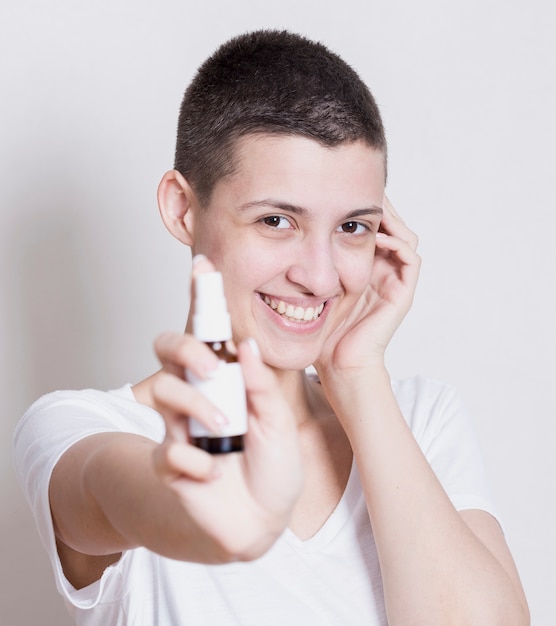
left=187, top=271, right=247, bottom=453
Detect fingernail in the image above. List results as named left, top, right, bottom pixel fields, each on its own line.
left=201, top=354, right=220, bottom=374
left=246, top=337, right=260, bottom=358
left=213, top=411, right=229, bottom=427
left=188, top=358, right=218, bottom=381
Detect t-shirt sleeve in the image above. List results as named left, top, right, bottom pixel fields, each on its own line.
left=12, top=386, right=165, bottom=609
left=393, top=377, right=499, bottom=520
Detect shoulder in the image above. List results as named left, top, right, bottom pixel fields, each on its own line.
left=391, top=376, right=471, bottom=448
left=392, top=376, right=461, bottom=420
left=16, top=384, right=163, bottom=436
left=21, top=384, right=138, bottom=416
left=13, top=385, right=165, bottom=484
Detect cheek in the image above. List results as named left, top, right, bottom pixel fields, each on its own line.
left=222, top=236, right=283, bottom=284
left=219, top=256, right=264, bottom=309
left=342, top=251, right=375, bottom=294
left=193, top=226, right=225, bottom=263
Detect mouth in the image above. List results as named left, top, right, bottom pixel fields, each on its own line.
left=260, top=294, right=326, bottom=323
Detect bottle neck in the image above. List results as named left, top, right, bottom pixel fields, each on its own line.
left=206, top=340, right=237, bottom=363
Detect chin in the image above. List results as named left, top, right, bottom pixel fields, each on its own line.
left=262, top=344, right=320, bottom=373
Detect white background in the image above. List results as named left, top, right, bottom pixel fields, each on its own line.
left=1, top=1, right=554, bottom=624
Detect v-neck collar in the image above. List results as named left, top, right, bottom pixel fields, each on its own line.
left=283, top=458, right=363, bottom=552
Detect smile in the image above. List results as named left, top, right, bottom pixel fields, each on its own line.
left=262, top=295, right=325, bottom=322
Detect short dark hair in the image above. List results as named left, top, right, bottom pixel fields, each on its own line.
left=174, top=29, right=387, bottom=206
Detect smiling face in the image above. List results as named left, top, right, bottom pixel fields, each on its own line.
left=187, top=134, right=385, bottom=371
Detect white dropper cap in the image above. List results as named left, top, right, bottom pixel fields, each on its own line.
left=192, top=271, right=232, bottom=342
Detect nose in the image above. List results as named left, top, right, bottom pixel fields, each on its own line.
left=285, top=236, right=340, bottom=297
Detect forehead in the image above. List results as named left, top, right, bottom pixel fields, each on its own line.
left=211, top=133, right=386, bottom=208
left=233, top=132, right=385, bottom=171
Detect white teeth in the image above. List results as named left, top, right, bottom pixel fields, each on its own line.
left=304, top=307, right=314, bottom=321
left=262, top=295, right=325, bottom=322
left=294, top=306, right=305, bottom=320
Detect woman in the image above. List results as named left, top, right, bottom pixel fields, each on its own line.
left=15, top=30, right=529, bottom=625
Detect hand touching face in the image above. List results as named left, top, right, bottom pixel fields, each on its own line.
left=315, top=194, right=420, bottom=378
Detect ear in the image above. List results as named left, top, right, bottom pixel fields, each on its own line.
left=157, top=170, right=197, bottom=246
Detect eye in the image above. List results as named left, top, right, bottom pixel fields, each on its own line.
left=338, top=221, right=368, bottom=234
left=261, top=215, right=291, bottom=229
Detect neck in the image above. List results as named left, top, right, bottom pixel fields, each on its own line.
left=271, top=366, right=326, bottom=427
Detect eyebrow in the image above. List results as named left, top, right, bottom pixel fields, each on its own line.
left=237, top=199, right=383, bottom=219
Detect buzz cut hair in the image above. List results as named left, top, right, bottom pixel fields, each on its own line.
left=174, top=29, right=387, bottom=206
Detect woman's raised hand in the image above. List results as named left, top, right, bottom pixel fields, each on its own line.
left=316, top=196, right=421, bottom=377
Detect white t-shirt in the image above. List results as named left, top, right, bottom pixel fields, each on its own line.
left=13, top=377, right=498, bottom=626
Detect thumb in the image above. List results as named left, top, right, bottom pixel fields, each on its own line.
left=237, top=339, right=296, bottom=434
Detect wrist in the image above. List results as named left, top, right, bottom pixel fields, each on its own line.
left=317, top=357, right=389, bottom=390
left=318, top=361, right=393, bottom=422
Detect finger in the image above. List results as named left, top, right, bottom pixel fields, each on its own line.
left=376, top=230, right=418, bottom=261
left=153, top=440, right=218, bottom=482
left=383, top=194, right=403, bottom=221
left=379, top=210, right=419, bottom=250
left=154, top=332, right=220, bottom=379
left=237, top=339, right=297, bottom=434
left=380, top=199, right=418, bottom=250
left=151, top=371, right=228, bottom=442
left=375, top=232, right=422, bottom=284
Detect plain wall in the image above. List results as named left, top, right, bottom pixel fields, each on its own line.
left=1, top=1, right=554, bottom=624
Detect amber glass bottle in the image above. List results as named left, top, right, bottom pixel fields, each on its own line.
left=187, top=272, right=247, bottom=454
